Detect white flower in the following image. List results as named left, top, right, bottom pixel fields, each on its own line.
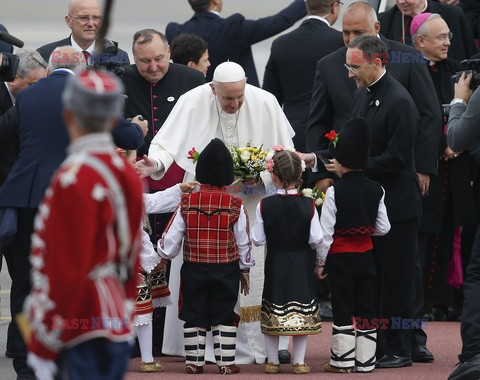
left=240, top=150, right=251, bottom=163
left=300, top=159, right=306, bottom=172
left=315, top=198, right=324, bottom=206
left=302, top=188, right=313, bottom=198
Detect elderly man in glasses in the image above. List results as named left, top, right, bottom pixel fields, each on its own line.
left=37, top=0, right=130, bottom=68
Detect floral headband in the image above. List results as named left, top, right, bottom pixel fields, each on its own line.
left=265, top=145, right=306, bottom=173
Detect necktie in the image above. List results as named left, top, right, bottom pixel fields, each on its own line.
left=82, top=50, right=91, bottom=65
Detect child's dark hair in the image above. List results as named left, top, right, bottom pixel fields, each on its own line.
left=272, top=150, right=303, bottom=189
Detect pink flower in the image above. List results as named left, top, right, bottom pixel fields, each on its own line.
left=266, top=158, right=274, bottom=172
left=272, top=145, right=285, bottom=152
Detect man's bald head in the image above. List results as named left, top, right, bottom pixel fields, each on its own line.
left=342, top=1, right=381, bottom=46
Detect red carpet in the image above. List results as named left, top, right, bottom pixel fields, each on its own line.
left=126, top=321, right=461, bottom=379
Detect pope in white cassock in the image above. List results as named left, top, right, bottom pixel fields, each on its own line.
left=136, top=61, right=295, bottom=364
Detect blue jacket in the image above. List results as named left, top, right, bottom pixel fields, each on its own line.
left=166, top=1, right=306, bottom=86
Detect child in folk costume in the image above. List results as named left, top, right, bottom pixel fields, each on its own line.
left=117, top=148, right=197, bottom=373
left=315, top=118, right=391, bottom=373
left=158, top=138, right=254, bottom=375
left=251, top=148, right=323, bottom=375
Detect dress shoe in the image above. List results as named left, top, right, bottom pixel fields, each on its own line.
left=218, top=364, right=241, bottom=374
left=375, top=354, right=412, bottom=368
left=185, top=364, right=204, bottom=374
left=265, top=362, right=281, bottom=374
left=448, top=353, right=480, bottom=380
left=140, top=360, right=164, bottom=372
left=278, top=349, right=291, bottom=364
left=293, top=363, right=311, bottom=374
left=324, top=363, right=356, bottom=373
left=412, top=345, right=434, bottom=362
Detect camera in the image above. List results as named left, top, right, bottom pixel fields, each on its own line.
left=451, top=59, right=480, bottom=91
left=0, top=52, right=19, bottom=82
left=91, top=39, right=129, bottom=77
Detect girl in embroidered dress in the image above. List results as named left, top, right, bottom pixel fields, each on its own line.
left=251, top=148, right=323, bottom=374
left=117, top=148, right=197, bottom=372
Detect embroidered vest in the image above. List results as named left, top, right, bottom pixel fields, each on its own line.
left=180, top=190, right=241, bottom=264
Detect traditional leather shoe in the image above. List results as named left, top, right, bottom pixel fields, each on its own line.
left=218, top=364, right=241, bottom=374
left=324, top=363, right=356, bottom=373
left=186, top=364, right=204, bottom=374
left=278, top=349, right=291, bottom=364
left=265, top=362, right=281, bottom=374
left=375, top=354, right=412, bottom=368
left=140, top=360, right=164, bottom=372
left=412, top=345, right=434, bottom=362
left=448, top=353, right=480, bottom=380
left=293, top=363, right=311, bottom=374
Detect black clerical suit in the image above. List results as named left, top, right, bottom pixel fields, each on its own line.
left=351, top=71, right=423, bottom=359
left=378, top=0, right=477, bottom=62
left=419, top=58, right=475, bottom=309
left=306, top=36, right=441, bottom=185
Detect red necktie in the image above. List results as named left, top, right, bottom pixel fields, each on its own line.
left=82, top=51, right=91, bottom=65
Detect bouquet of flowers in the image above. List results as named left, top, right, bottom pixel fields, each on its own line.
left=229, top=142, right=269, bottom=181
left=301, top=187, right=326, bottom=209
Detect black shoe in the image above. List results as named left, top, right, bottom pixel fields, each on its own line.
left=412, top=345, right=434, bottom=362
left=375, top=354, right=412, bottom=368
left=448, top=353, right=480, bottom=380
left=278, top=349, right=291, bottom=364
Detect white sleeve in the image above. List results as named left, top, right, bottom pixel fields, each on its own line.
left=308, top=206, right=323, bottom=247
left=317, top=186, right=337, bottom=266
left=251, top=201, right=266, bottom=246
left=157, top=208, right=185, bottom=260
left=140, top=229, right=162, bottom=273
left=372, top=187, right=391, bottom=236
left=143, top=184, right=182, bottom=214
left=147, top=143, right=175, bottom=181
left=234, top=205, right=254, bottom=271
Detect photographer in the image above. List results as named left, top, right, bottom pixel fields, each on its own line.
left=447, top=72, right=480, bottom=380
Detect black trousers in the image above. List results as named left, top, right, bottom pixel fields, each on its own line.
left=326, top=251, right=376, bottom=327
left=7, top=207, right=37, bottom=377
left=180, top=261, right=240, bottom=329
left=374, top=217, right=419, bottom=357
left=459, top=225, right=480, bottom=362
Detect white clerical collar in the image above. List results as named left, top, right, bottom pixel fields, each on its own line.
left=276, top=188, right=299, bottom=195
left=4, top=82, right=15, bottom=106
left=367, top=69, right=387, bottom=92
left=209, top=10, right=220, bottom=16
left=307, top=15, right=330, bottom=27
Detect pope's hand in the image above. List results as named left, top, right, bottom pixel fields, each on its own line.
left=135, top=155, right=158, bottom=179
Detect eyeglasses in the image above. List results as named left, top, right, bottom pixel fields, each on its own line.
left=70, top=15, right=102, bottom=23
left=344, top=62, right=368, bottom=74
left=423, top=32, right=453, bottom=42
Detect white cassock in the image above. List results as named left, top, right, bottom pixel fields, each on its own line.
left=149, top=82, right=294, bottom=364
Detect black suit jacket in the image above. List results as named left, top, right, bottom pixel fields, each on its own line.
left=352, top=73, right=423, bottom=222
left=262, top=18, right=343, bottom=152
left=37, top=36, right=130, bottom=66
left=0, top=83, right=16, bottom=186
left=166, top=1, right=307, bottom=86
left=378, top=0, right=477, bottom=62
left=306, top=36, right=441, bottom=184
